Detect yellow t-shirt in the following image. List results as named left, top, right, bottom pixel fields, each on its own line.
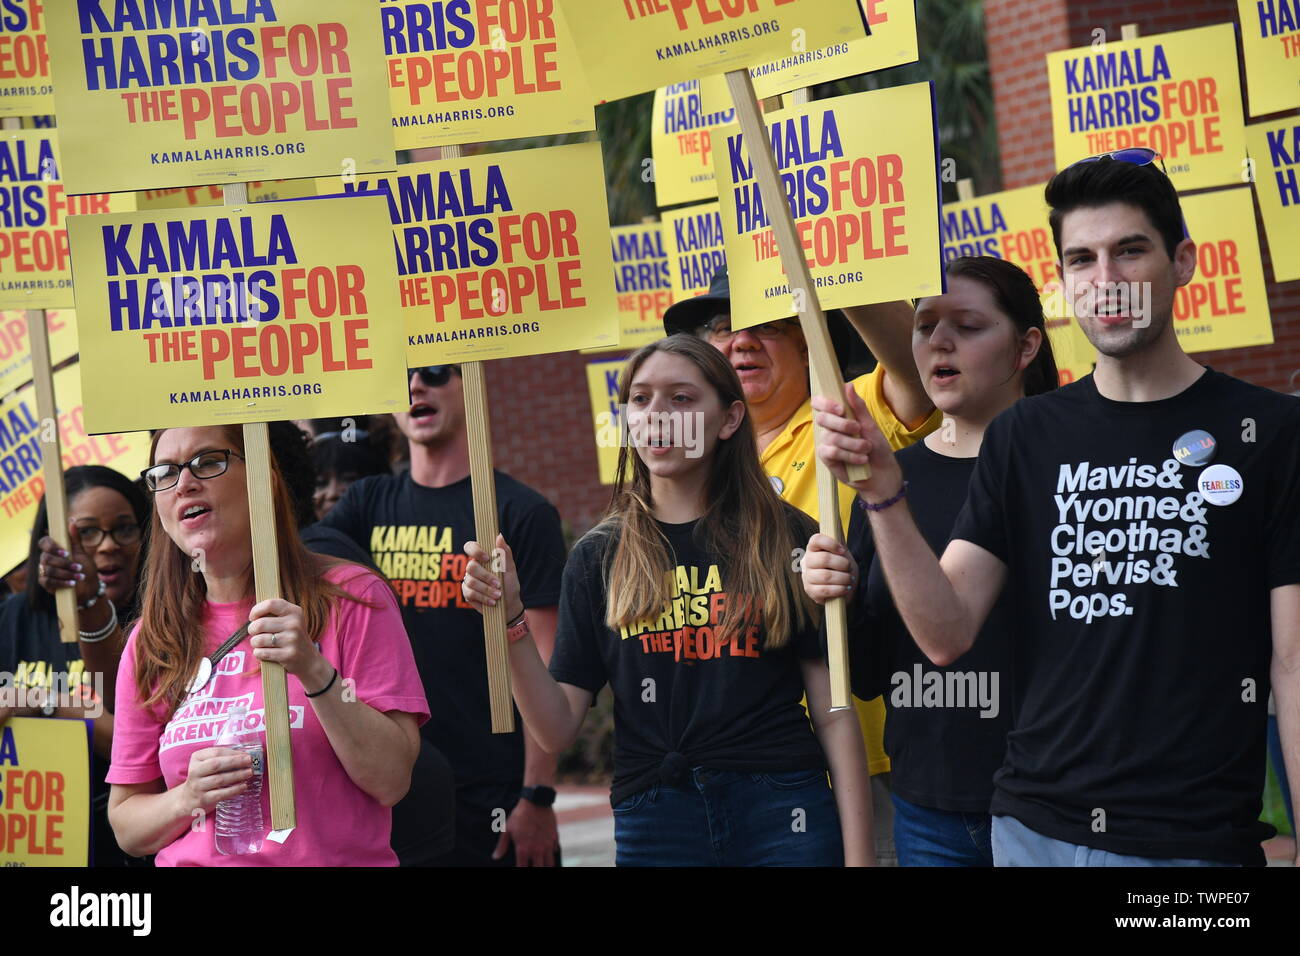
left=760, top=365, right=941, bottom=775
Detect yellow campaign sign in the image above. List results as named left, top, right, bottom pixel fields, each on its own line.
left=940, top=183, right=1095, bottom=386
left=66, top=196, right=408, bottom=434
left=0, top=131, right=135, bottom=310
left=0, top=308, right=79, bottom=398
left=1247, top=116, right=1300, bottom=282
left=745, top=0, right=919, bottom=101
left=0, top=0, right=53, bottom=117
left=587, top=357, right=626, bottom=485
left=0, top=718, right=91, bottom=866
left=1169, top=186, right=1272, bottom=354
left=1047, top=24, right=1249, bottom=192
left=716, top=83, right=942, bottom=328
left=652, top=79, right=736, bottom=206
left=662, top=200, right=726, bottom=300
left=0, top=362, right=152, bottom=576
left=384, top=0, right=594, bottom=148
left=1237, top=0, right=1300, bottom=117
left=559, top=0, right=866, bottom=102
left=322, top=141, right=618, bottom=363
left=612, top=222, right=673, bottom=349
left=47, top=0, right=396, bottom=194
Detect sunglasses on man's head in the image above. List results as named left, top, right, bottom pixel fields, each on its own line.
left=1065, top=147, right=1189, bottom=239
left=408, top=365, right=459, bottom=388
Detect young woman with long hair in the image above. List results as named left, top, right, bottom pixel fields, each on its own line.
left=801, top=256, right=1058, bottom=866
left=105, top=425, right=428, bottom=866
left=463, top=334, right=872, bottom=866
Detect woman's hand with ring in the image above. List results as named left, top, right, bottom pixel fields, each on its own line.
left=248, top=598, right=329, bottom=688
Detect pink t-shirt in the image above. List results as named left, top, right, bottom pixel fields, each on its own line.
left=107, top=564, right=430, bottom=867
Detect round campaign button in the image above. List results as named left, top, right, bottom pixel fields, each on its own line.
left=1172, top=429, right=1216, bottom=466
left=1198, top=464, right=1243, bottom=506
left=770, top=475, right=785, bottom=495
left=187, top=657, right=212, bottom=696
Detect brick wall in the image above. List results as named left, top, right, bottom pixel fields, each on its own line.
left=489, top=1, right=1300, bottom=538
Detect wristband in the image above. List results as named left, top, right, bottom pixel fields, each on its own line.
left=305, top=667, right=338, bottom=698
left=506, top=611, right=531, bottom=644
left=78, top=578, right=107, bottom=610
left=858, top=481, right=908, bottom=513
left=78, top=600, right=118, bottom=643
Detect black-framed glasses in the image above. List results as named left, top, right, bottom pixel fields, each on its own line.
left=408, top=365, right=459, bottom=388
left=703, top=315, right=797, bottom=343
left=74, top=523, right=142, bottom=548
left=1067, top=147, right=1168, bottom=175
left=141, top=449, right=244, bottom=493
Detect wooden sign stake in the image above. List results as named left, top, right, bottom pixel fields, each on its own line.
left=957, top=178, right=975, bottom=202
left=223, top=182, right=296, bottom=830
left=759, top=83, right=857, bottom=712
left=1, top=116, right=77, bottom=642
left=435, top=144, right=514, bottom=735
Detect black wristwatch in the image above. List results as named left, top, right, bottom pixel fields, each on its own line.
left=519, top=785, right=557, bottom=808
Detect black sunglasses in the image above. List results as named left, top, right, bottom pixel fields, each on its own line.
left=408, top=365, right=459, bottom=388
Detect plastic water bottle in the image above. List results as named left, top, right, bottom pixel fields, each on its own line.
left=214, top=705, right=265, bottom=856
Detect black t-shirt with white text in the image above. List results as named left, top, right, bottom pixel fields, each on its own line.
left=549, top=509, right=827, bottom=807
left=951, top=369, right=1300, bottom=864
left=849, top=440, right=1014, bottom=814
left=320, top=470, right=566, bottom=809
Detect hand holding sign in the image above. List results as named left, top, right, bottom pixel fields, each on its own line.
left=35, top=523, right=99, bottom=608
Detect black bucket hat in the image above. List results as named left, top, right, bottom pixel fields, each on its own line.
left=661, top=265, right=858, bottom=373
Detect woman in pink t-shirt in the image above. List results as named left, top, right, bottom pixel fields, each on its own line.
left=107, top=425, right=430, bottom=866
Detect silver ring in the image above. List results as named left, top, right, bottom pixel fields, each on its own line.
left=270, top=634, right=278, bottom=648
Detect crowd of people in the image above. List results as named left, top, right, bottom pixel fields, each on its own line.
left=0, top=151, right=1296, bottom=867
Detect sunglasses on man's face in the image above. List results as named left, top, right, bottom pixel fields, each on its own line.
left=408, top=366, right=458, bottom=388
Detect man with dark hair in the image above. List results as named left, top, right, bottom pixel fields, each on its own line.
left=320, top=365, right=567, bottom=867
left=808, top=150, right=1300, bottom=866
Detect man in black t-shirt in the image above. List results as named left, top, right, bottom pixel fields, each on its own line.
left=812, top=154, right=1300, bottom=865
left=321, top=365, right=567, bottom=867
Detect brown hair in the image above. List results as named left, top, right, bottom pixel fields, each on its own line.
left=133, top=425, right=362, bottom=712
left=600, top=334, right=817, bottom=650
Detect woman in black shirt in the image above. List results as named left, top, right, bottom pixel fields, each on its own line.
left=463, top=334, right=873, bottom=866
left=802, top=257, right=1057, bottom=866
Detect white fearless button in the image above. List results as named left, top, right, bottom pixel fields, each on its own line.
left=1197, top=464, right=1243, bottom=506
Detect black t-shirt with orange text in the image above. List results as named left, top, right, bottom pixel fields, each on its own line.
left=549, top=511, right=827, bottom=807
left=320, top=470, right=565, bottom=806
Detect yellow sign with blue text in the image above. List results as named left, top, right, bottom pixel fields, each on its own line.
left=47, top=0, right=396, bottom=194
left=383, top=0, right=594, bottom=147
left=1247, top=116, right=1300, bottom=282
left=662, top=200, right=727, bottom=302
left=716, top=83, right=942, bottom=328
left=0, top=131, right=136, bottom=310
left=652, top=79, right=736, bottom=207
left=321, top=141, right=618, bottom=363
left=0, top=0, right=53, bottom=118
left=612, top=222, right=674, bottom=349
left=0, top=718, right=91, bottom=866
left=1047, top=24, right=1249, bottom=193
left=1236, top=0, right=1300, bottom=117
left=0, top=362, right=152, bottom=580
left=587, top=357, right=626, bottom=485
left=558, top=0, right=866, bottom=102
left=0, top=308, right=80, bottom=399
left=66, top=196, right=409, bottom=434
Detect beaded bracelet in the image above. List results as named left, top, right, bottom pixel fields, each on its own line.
left=857, top=482, right=909, bottom=513
left=78, top=600, right=118, bottom=643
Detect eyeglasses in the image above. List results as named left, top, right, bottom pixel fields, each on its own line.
left=703, top=316, right=798, bottom=343
left=1067, top=147, right=1168, bottom=175
left=408, top=365, right=459, bottom=388
left=74, top=523, right=142, bottom=548
left=141, top=449, right=244, bottom=493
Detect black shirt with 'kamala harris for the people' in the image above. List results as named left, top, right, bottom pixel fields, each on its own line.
left=950, top=368, right=1300, bottom=865
left=549, top=507, right=828, bottom=807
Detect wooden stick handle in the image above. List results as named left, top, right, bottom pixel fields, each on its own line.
left=957, top=178, right=975, bottom=201
left=436, top=142, right=515, bottom=734
left=225, top=181, right=295, bottom=830
left=724, top=69, right=869, bottom=485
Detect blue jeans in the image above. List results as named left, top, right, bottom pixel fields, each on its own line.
left=891, top=793, right=993, bottom=867
left=991, top=814, right=1239, bottom=867
left=1268, top=714, right=1295, bottom=832
left=613, top=768, right=843, bottom=866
